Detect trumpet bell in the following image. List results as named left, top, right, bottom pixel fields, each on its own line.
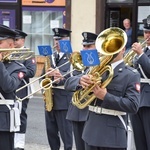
left=96, top=27, right=127, bottom=56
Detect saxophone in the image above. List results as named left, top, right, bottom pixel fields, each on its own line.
left=40, top=56, right=53, bottom=111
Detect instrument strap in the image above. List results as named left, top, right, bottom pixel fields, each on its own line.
left=118, top=115, right=127, bottom=131
left=118, top=115, right=134, bottom=150
left=22, top=79, right=33, bottom=98
left=0, top=93, right=11, bottom=109
left=138, top=64, right=150, bottom=84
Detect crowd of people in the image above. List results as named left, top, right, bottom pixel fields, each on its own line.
left=0, top=14, right=150, bottom=150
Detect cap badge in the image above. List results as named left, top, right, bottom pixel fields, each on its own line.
left=84, top=32, right=87, bottom=40
left=55, top=28, right=59, bottom=35
left=147, top=15, right=150, bottom=26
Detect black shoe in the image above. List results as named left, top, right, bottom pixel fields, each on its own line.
left=14, top=148, right=24, bottom=150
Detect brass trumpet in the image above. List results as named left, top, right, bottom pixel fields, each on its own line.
left=0, top=47, right=34, bottom=61
left=124, top=37, right=150, bottom=66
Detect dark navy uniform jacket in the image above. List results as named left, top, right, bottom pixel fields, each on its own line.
left=65, top=68, right=89, bottom=122
left=134, top=47, right=150, bottom=107
left=16, top=58, right=36, bottom=99
left=64, top=62, right=140, bottom=148
left=0, top=61, right=27, bottom=131
left=44, top=53, right=73, bottom=110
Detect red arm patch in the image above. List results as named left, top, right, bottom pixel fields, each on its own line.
left=18, top=72, right=24, bottom=79
left=135, top=83, right=140, bottom=92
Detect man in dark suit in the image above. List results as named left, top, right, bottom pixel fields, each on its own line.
left=130, top=15, right=150, bottom=150
left=0, top=25, right=27, bottom=150
left=44, top=28, right=73, bottom=150
left=123, top=18, right=132, bottom=54
left=14, top=29, right=36, bottom=150
left=63, top=28, right=141, bottom=150
left=65, top=32, right=98, bottom=150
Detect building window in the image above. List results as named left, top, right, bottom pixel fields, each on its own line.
left=138, top=0, right=150, bottom=3
left=107, top=0, right=133, bottom=3
left=22, top=7, right=65, bottom=55
left=137, top=6, right=150, bottom=42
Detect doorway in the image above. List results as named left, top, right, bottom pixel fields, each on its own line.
left=106, top=6, right=133, bottom=29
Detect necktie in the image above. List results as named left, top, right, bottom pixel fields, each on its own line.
left=144, top=47, right=149, bottom=53
left=55, top=53, right=60, bottom=65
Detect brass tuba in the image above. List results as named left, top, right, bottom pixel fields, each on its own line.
left=72, top=27, right=127, bottom=109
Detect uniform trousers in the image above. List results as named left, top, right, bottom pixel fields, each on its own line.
left=130, top=107, right=150, bottom=150
left=72, top=121, right=85, bottom=150
left=85, top=143, right=126, bottom=150
left=0, top=131, right=14, bottom=150
left=20, top=98, right=29, bottom=133
left=45, top=109, right=73, bottom=150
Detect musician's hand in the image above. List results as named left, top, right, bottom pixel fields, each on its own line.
left=47, top=68, right=62, bottom=77
left=92, top=84, right=107, bottom=100
left=0, top=52, right=3, bottom=61
left=79, top=75, right=93, bottom=88
left=54, top=70, right=63, bottom=84
left=47, top=67, right=55, bottom=77
left=132, top=42, right=143, bottom=55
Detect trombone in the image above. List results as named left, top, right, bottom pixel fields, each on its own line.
left=16, top=51, right=85, bottom=101
left=0, top=47, right=35, bottom=61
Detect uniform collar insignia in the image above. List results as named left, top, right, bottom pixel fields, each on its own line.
left=119, top=68, right=123, bottom=72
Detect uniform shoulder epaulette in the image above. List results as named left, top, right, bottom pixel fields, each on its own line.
left=127, top=66, right=138, bottom=73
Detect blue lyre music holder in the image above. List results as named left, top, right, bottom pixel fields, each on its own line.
left=80, top=49, right=100, bottom=66
left=38, top=45, right=52, bottom=56
left=59, top=40, right=73, bottom=53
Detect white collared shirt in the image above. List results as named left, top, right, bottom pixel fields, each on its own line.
left=111, top=59, right=124, bottom=69
left=58, top=52, right=64, bottom=59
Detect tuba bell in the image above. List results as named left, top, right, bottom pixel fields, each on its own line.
left=72, top=27, right=127, bottom=109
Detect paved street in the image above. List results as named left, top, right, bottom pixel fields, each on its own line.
left=25, top=95, right=76, bottom=150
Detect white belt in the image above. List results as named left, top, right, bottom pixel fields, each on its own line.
left=89, top=105, right=126, bottom=116
left=140, top=78, right=150, bottom=84
left=0, top=100, right=14, bottom=105
left=52, top=86, right=64, bottom=89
